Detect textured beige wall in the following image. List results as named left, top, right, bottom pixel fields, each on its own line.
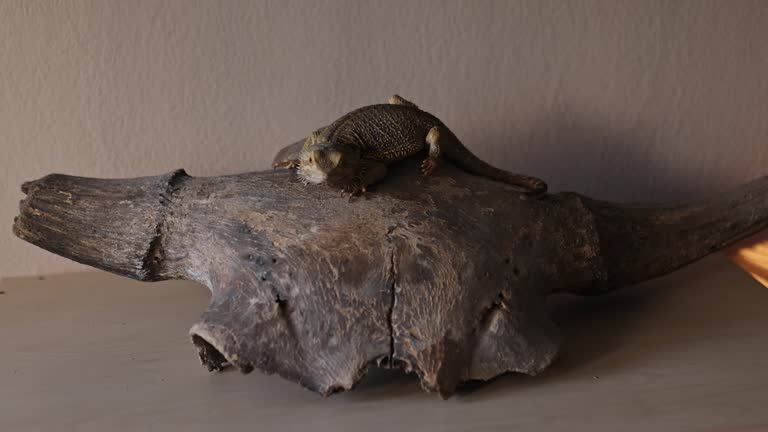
left=2, top=0, right=767, bottom=278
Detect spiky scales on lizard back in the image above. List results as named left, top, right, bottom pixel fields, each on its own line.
left=275, top=95, right=547, bottom=197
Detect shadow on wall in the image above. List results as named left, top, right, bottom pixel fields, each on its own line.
left=475, top=110, right=708, bottom=203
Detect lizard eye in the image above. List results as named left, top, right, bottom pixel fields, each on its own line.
left=308, top=156, right=314, bottom=164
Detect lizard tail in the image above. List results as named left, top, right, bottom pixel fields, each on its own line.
left=441, top=132, right=547, bottom=195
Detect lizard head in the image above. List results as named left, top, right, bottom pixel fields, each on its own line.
left=298, top=143, right=359, bottom=184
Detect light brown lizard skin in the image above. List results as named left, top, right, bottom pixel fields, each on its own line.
left=290, top=96, right=547, bottom=197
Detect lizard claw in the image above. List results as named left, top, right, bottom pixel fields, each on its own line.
left=420, top=158, right=438, bottom=176
left=341, top=184, right=366, bottom=201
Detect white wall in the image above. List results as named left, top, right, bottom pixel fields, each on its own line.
left=2, top=0, right=768, bottom=278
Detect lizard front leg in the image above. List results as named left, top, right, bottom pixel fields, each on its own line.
left=272, top=127, right=327, bottom=170
left=272, top=159, right=300, bottom=170
left=339, top=161, right=388, bottom=199
left=272, top=138, right=304, bottom=169
left=421, top=126, right=441, bottom=176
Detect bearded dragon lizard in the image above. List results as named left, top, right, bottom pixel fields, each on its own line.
left=274, top=95, right=547, bottom=197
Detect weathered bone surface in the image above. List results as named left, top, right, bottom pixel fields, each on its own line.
left=13, top=141, right=768, bottom=397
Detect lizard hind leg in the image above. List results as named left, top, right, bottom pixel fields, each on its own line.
left=421, top=126, right=442, bottom=176
left=388, top=94, right=419, bottom=109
